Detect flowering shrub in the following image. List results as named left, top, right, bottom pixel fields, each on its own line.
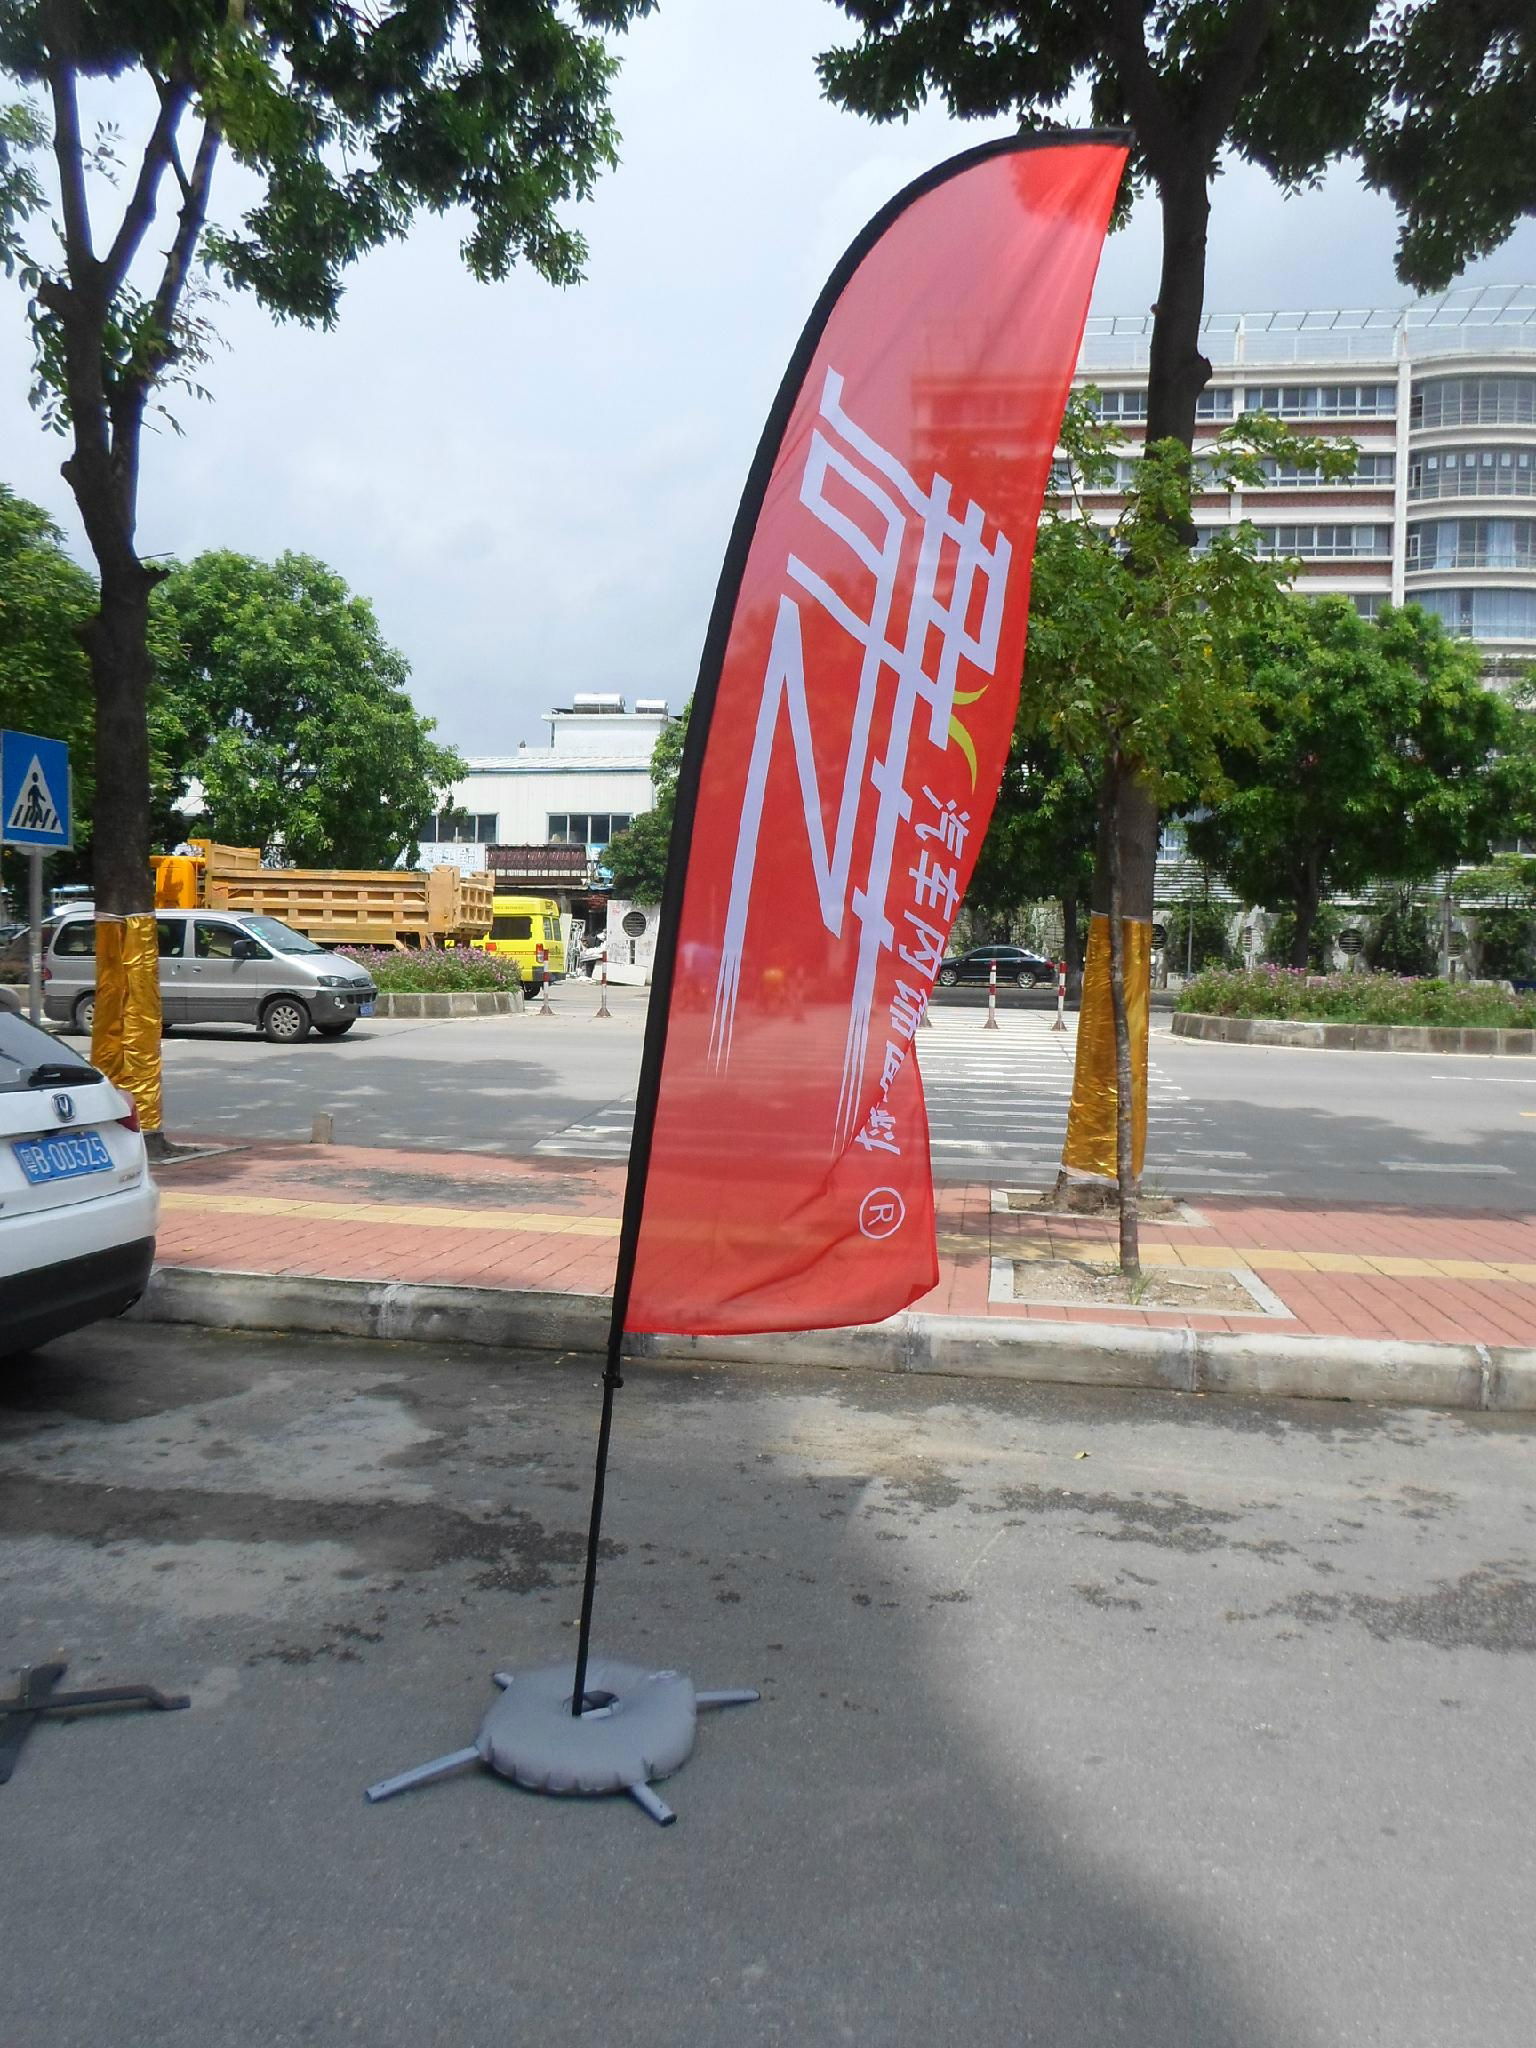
left=1178, top=965, right=1536, bottom=1028
left=333, top=945, right=526, bottom=993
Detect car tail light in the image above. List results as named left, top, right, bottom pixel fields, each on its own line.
left=486, top=941, right=498, bottom=952
left=118, top=1102, right=141, bottom=1132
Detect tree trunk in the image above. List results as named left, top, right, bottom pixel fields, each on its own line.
left=1145, top=170, right=1214, bottom=457
left=83, top=560, right=157, bottom=915
left=1289, top=852, right=1321, bottom=970
left=1105, top=755, right=1142, bottom=1277
left=1290, top=895, right=1315, bottom=970
left=1061, top=888, right=1081, bottom=994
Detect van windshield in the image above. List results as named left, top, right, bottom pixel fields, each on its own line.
left=238, top=915, right=326, bottom=955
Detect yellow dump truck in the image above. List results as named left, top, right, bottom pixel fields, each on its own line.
left=152, top=841, right=493, bottom=950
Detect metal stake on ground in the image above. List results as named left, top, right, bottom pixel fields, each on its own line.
left=0, top=1661, right=189, bottom=1786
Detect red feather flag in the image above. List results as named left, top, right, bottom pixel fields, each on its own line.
left=620, top=135, right=1127, bottom=1338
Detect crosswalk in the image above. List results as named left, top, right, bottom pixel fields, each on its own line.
left=916, top=1011, right=1274, bottom=1192
left=532, top=1011, right=1276, bottom=1193
left=534, top=1095, right=636, bottom=1159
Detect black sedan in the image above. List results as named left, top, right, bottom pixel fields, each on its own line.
left=936, top=944, right=1053, bottom=989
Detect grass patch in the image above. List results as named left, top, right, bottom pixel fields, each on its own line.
left=1178, top=965, right=1536, bottom=1028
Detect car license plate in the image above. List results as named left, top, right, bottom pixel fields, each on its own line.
left=359, top=1000, right=375, bottom=1017
left=13, top=1130, right=113, bottom=1185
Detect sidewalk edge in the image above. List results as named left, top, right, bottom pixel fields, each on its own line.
left=131, top=1266, right=1536, bottom=1413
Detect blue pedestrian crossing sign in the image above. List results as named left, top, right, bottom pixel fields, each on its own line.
left=1, top=730, right=72, bottom=850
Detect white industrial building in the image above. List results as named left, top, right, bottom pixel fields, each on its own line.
left=417, top=695, right=670, bottom=873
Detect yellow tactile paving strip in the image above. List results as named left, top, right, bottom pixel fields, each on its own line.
left=159, top=1192, right=619, bottom=1238
left=159, top=1192, right=1536, bottom=1288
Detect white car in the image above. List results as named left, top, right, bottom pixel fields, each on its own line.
left=0, top=1007, right=158, bottom=1355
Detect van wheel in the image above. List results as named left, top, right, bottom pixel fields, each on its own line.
left=73, top=992, right=96, bottom=1035
left=261, top=996, right=311, bottom=1044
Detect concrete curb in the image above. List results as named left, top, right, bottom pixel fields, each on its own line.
left=132, top=1266, right=1536, bottom=1413
left=371, top=989, right=523, bottom=1019
left=1172, top=1011, right=1536, bottom=1055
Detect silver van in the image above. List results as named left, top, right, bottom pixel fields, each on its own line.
left=42, top=911, right=377, bottom=1043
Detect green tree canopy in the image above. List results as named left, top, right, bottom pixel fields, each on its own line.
left=0, top=479, right=92, bottom=748
left=603, top=702, right=687, bottom=906
left=1185, top=599, right=1510, bottom=968
left=965, top=729, right=1098, bottom=963
left=1363, top=2, right=1534, bottom=291
left=0, top=0, right=654, bottom=919
left=150, top=550, right=462, bottom=867
left=0, top=480, right=94, bottom=885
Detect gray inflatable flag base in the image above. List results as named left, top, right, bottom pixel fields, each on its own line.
left=365, top=1658, right=759, bottom=1825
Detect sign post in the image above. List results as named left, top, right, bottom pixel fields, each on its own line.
left=1, top=731, right=72, bottom=1026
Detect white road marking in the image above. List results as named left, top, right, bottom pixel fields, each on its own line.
left=1382, top=1161, right=1513, bottom=1175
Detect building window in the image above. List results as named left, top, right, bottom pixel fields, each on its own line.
left=1259, top=452, right=1395, bottom=486
left=1352, top=593, right=1388, bottom=619
left=547, top=813, right=634, bottom=847
left=1244, top=383, right=1396, bottom=419
left=1249, top=523, right=1393, bottom=559
left=423, top=810, right=497, bottom=843
left=1408, top=446, right=1536, bottom=501
left=1195, top=388, right=1234, bottom=420
left=1047, top=458, right=1073, bottom=492
left=1415, top=588, right=1536, bottom=641
left=1411, top=375, right=1536, bottom=429
left=1406, top=518, right=1536, bottom=572
left=1088, top=387, right=1148, bottom=422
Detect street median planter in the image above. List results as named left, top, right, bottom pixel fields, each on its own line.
left=371, top=989, right=524, bottom=1019
left=1173, top=1012, right=1536, bottom=1055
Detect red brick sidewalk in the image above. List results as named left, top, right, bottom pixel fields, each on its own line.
left=152, top=1137, right=1536, bottom=1347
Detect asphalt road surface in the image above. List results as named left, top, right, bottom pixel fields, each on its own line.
left=2, top=1323, right=1531, bottom=2047
left=141, top=983, right=1536, bottom=1209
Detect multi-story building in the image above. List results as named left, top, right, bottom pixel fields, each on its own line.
left=417, top=694, right=671, bottom=891
left=1063, top=284, right=1536, bottom=907
left=1065, top=280, right=1536, bottom=669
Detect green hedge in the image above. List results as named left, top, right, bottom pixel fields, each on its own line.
left=334, top=946, right=525, bottom=993
left=1178, top=965, right=1536, bottom=1027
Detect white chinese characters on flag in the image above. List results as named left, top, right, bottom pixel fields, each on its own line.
left=626, top=138, right=1127, bottom=1336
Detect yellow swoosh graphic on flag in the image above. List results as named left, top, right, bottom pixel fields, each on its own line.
left=947, top=683, right=988, bottom=790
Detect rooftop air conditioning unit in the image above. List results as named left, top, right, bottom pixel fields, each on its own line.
left=572, top=693, right=625, bottom=713
left=634, top=698, right=669, bottom=715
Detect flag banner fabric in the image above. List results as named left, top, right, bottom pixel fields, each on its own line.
left=624, top=136, right=1127, bottom=1338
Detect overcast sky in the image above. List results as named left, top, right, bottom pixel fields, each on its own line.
left=4, top=0, right=1536, bottom=758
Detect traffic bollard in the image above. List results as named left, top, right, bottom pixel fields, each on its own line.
left=1052, top=958, right=1067, bottom=1032
left=593, top=951, right=612, bottom=1019
left=984, top=958, right=1000, bottom=1029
